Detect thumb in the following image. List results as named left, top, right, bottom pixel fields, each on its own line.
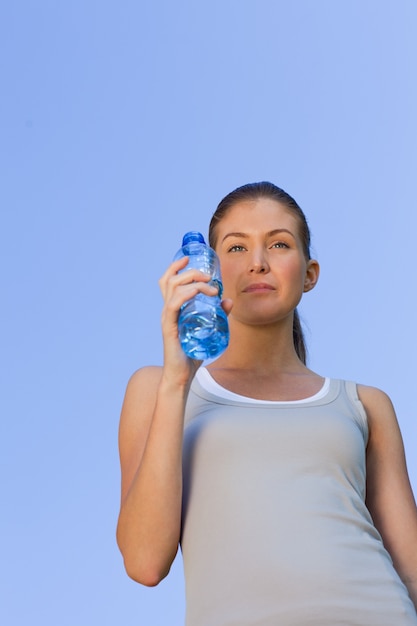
left=221, top=298, right=233, bottom=316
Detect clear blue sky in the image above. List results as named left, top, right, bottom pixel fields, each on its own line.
left=1, top=1, right=416, bottom=624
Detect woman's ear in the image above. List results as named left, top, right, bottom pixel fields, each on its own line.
left=303, top=259, right=320, bottom=293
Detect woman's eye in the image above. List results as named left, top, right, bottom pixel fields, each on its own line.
left=228, top=244, right=246, bottom=252
left=271, top=241, right=289, bottom=249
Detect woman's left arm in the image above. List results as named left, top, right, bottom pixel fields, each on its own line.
left=359, top=384, right=417, bottom=610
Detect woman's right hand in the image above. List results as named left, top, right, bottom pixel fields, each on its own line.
left=158, top=256, right=219, bottom=385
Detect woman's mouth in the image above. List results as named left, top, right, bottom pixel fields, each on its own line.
left=243, top=283, right=275, bottom=293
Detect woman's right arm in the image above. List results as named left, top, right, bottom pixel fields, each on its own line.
left=116, top=365, right=191, bottom=586
left=116, top=257, right=220, bottom=586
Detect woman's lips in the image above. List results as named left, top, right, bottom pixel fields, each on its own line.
left=243, top=283, right=275, bottom=293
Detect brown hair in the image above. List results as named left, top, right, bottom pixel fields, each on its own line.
left=209, top=181, right=312, bottom=364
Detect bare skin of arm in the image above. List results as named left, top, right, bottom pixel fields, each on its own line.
left=361, top=385, right=417, bottom=610
left=116, top=365, right=188, bottom=585
left=116, top=257, right=231, bottom=586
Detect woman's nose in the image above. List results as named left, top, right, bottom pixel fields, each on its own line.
left=249, top=252, right=269, bottom=273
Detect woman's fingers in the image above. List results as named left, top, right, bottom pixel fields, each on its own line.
left=159, top=260, right=217, bottom=309
left=158, top=259, right=219, bottom=345
left=161, top=282, right=219, bottom=339
left=158, top=256, right=189, bottom=290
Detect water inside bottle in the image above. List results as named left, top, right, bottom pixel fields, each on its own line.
left=178, top=304, right=229, bottom=360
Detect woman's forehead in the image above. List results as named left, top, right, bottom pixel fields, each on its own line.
left=217, top=198, right=299, bottom=231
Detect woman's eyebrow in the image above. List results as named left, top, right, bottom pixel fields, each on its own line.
left=221, top=231, right=249, bottom=243
left=267, top=228, right=295, bottom=239
left=221, top=228, right=295, bottom=243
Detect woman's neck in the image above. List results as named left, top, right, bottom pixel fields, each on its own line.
left=211, top=318, right=307, bottom=375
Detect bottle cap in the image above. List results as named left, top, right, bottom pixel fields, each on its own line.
left=182, top=231, right=205, bottom=246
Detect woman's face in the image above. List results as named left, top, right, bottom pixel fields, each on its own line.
left=214, top=198, right=319, bottom=326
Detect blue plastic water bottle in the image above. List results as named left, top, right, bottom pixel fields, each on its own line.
left=173, top=231, right=229, bottom=360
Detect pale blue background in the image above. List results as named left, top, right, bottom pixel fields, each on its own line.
left=1, top=1, right=416, bottom=624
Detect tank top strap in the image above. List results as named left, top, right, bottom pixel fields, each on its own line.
left=343, top=380, right=369, bottom=443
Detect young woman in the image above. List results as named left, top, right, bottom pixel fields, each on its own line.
left=117, top=182, right=417, bottom=625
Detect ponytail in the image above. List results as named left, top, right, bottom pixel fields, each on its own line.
left=293, top=309, right=307, bottom=365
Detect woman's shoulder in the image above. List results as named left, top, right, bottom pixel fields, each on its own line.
left=127, top=365, right=164, bottom=386
left=355, top=383, right=399, bottom=437
left=356, top=383, right=394, bottom=411
left=122, top=366, right=164, bottom=407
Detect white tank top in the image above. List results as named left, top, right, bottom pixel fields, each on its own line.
left=196, top=366, right=330, bottom=403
